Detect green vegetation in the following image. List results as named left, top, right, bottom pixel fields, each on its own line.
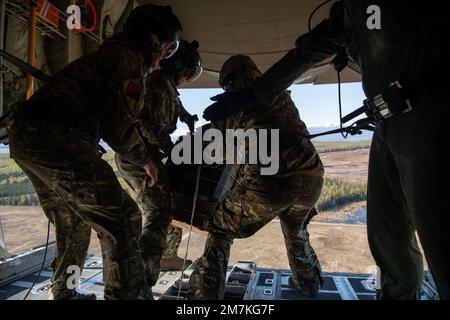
left=312, top=140, right=371, bottom=153
left=0, top=153, right=132, bottom=205
left=317, top=177, right=367, bottom=212
left=1, top=147, right=367, bottom=209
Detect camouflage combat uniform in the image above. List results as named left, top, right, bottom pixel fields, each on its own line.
left=115, top=69, right=192, bottom=285
left=7, top=33, right=153, bottom=300
left=213, top=1, right=449, bottom=299
left=189, top=59, right=324, bottom=299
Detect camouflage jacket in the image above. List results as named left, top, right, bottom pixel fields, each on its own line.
left=29, top=33, right=154, bottom=166
left=252, top=1, right=445, bottom=105
left=214, top=88, right=323, bottom=176
left=139, top=69, right=192, bottom=156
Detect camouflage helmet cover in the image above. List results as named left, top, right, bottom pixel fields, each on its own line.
left=219, top=55, right=262, bottom=92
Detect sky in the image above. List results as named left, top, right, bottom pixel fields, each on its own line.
left=0, top=82, right=369, bottom=153
left=175, top=82, right=368, bottom=137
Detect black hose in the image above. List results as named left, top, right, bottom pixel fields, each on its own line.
left=23, top=220, right=51, bottom=300
left=308, top=0, right=332, bottom=32
left=337, top=71, right=349, bottom=139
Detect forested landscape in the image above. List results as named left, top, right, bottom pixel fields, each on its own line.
left=0, top=141, right=370, bottom=210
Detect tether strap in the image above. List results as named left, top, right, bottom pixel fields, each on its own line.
left=177, top=164, right=202, bottom=299
left=306, top=118, right=375, bottom=140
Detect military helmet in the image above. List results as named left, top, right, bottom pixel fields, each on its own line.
left=123, top=4, right=182, bottom=57
left=219, top=55, right=262, bottom=92
left=159, top=40, right=203, bottom=81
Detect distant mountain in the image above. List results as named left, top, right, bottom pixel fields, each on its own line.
left=167, top=124, right=373, bottom=143
left=0, top=125, right=373, bottom=154
left=101, top=128, right=373, bottom=154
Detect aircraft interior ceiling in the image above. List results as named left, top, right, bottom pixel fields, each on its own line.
left=141, top=0, right=361, bottom=88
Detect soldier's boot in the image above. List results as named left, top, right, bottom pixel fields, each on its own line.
left=288, top=272, right=323, bottom=297
left=160, top=256, right=193, bottom=271
left=48, top=288, right=97, bottom=300
left=60, top=290, right=97, bottom=300
left=138, top=256, right=158, bottom=300
left=136, top=287, right=155, bottom=300
left=280, top=207, right=324, bottom=297
left=142, top=254, right=162, bottom=287
left=188, top=232, right=233, bottom=300
left=287, top=228, right=324, bottom=297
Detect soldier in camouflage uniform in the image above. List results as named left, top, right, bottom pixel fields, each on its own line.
left=115, top=40, right=202, bottom=285
left=6, top=5, right=182, bottom=300
left=203, top=2, right=450, bottom=300
left=189, top=55, right=324, bottom=299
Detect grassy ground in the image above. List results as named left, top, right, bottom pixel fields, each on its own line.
left=312, top=140, right=371, bottom=153
left=0, top=153, right=133, bottom=205
left=0, top=205, right=377, bottom=273
left=1, top=145, right=368, bottom=209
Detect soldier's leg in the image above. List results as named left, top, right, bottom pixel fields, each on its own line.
left=280, top=208, right=322, bottom=296
left=212, top=165, right=293, bottom=237
left=160, top=224, right=191, bottom=271
left=42, top=198, right=92, bottom=300
left=189, top=169, right=286, bottom=300
left=15, top=156, right=147, bottom=300
left=163, top=224, right=182, bottom=258
left=115, top=154, right=172, bottom=285
left=387, top=99, right=450, bottom=299
left=188, top=230, right=233, bottom=300
left=367, top=125, right=423, bottom=300
left=139, top=167, right=172, bottom=284
left=279, top=175, right=324, bottom=296
left=14, top=162, right=91, bottom=299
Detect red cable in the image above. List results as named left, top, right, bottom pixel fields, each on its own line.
left=73, top=0, right=97, bottom=33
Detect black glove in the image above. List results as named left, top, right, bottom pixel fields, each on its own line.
left=328, top=1, right=346, bottom=39
left=298, top=2, right=346, bottom=47
left=202, top=89, right=254, bottom=122
left=180, top=113, right=199, bottom=133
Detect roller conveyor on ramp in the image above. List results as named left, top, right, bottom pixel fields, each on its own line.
left=0, top=256, right=439, bottom=300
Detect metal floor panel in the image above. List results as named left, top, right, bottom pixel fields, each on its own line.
left=1, top=256, right=104, bottom=300
left=0, top=257, right=439, bottom=300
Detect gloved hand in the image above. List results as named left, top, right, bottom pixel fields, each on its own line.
left=202, top=89, right=254, bottom=122
left=328, top=1, right=346, bottom=39
left=143, top=159, right=158, bottom=188
left=180, top=113, right=199, bottom=133
left=160, top=140, right=174, bottom=159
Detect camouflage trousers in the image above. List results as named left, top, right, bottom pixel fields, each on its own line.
left=163, top=225, right=182, bottom=258
left=367, top=94, right=450, bottom=300
left=115, top=154, right=182, bottom=285
left=8, top=117, right=148, bottom=300
left=189, top=165, right=324, bottom=299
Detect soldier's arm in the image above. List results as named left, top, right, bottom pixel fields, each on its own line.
left=251, top=32, right=336, bottom=106
left=140, top=89, right=175, bottom=157
left=178, top=100, right=198, bottom=133
left=98, top=46, right=155, bottom=167
left=178, top=100, right=196, bottom=123
left=156, top=131, right=174, bottom=157
left=203, top=2, right=346, bottom=122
